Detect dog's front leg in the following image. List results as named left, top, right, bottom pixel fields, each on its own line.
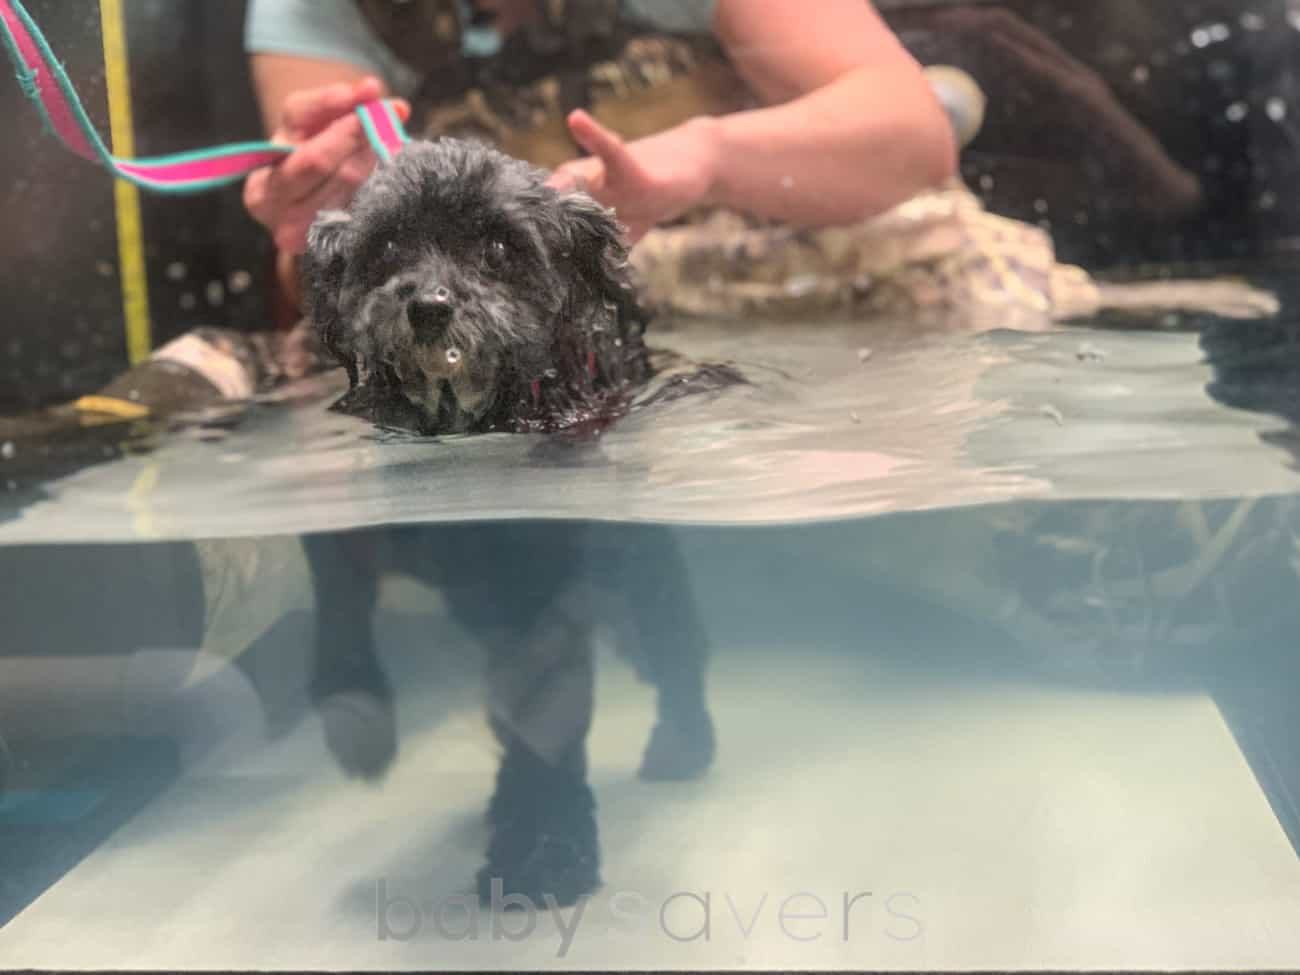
left=303, top=529, right=397, bottom=780
left=476, top=603, right=600, bottom=908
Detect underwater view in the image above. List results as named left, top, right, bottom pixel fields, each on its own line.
left=3, top=0, right=1300, bottom=971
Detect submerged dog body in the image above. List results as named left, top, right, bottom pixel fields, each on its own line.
left=303, top=138, right=651, bottom=436
left=301, top=137, right=718, bottom=907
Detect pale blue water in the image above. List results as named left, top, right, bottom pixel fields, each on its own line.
left=1, top=302, right=1300, bottom=969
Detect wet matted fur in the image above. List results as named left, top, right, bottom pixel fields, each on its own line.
left=300, top=137, right=718, bottom=907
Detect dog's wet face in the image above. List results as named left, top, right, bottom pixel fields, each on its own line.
left=304, top=139, right=644, bottom=433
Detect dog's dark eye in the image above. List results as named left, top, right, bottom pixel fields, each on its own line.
left=483, top=239, right=508, bottom=272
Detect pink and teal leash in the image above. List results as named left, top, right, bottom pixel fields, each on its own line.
left=0, top=0, right=410, bottom=194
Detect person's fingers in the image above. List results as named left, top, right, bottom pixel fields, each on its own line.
left=281, top=76, right=387, bottom=139
left=271, top=147, right=377, bottom=255
left=547, top=156, right=605, bottom=195
left=272, top=114, right=373, bottom=207
left=566, top=110, right=639, bottom=185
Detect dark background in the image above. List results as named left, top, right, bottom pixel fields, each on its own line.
left=4, top=0, right=1300, bottom=411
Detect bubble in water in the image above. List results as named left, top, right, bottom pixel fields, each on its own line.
left=1, top=442, right=14, bottom=460
left=1131, top=64, right=1150, bottom=84
left=1225, top=101, right=1248, bottom=122
left=166, top=261, right=187, bottom=281
left=1267, top=97, right=1288, bottom=122
left=1191, top=22, right=1231, bottom=46
left=228, top=270, right=253, bottom=294
left=445, top=347, right=462, bottom=365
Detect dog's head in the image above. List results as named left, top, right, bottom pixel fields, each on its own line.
left=302, top=139, right=649, bottom=434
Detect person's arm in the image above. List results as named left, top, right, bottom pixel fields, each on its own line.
left=551, top=0, right=956, bottom=239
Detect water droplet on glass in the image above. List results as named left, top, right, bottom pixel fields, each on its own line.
left=979, top=173, right=995, bottom=191
left=445, top=347, right=462, bottom=365
left=857, top=347, right=873, bottom=363
left=228, top=270, right=253, bottom=294
left=1289, top=0, right=1300, bottom=31
left=1259, top=190, right=1278, bottom=211
left=850, top=412, right=862, bottom=424
left=127, top=389, right=141, bottom=402
left=206, top=282, right=226, bottom=307
left=544, top=368, right=559, bottom=380
left=1033, top=198, right=1049, bottom=215
left=1240, top=11, right=1265, bottom=30
left=780, top=176, right=794, bottom=189
left=95, top=261, right=114, bottom=278
left=1267, top=97, right=1288, bottom=122
left=1225, top=101, right=1248, bottom=122
left=180, top=293, right=197, bottom=311
left=166, top=261, right=187, bottom=282
left=1131, top=64, right=1150, bottom=83
left=1, top=442, right=16, bottom=460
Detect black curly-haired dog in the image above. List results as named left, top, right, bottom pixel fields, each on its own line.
left=300, top=139, right=721, bottom=907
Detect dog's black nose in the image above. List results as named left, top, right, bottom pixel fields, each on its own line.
left=408, top=286, right=454, bottom=338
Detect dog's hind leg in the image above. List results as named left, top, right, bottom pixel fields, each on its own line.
left=603, top=526, right=717, bottom=782
left=302, top=529, right=397, bottom=780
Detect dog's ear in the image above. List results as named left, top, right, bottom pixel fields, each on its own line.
left=302, top=209, right=355, bottom=380
left=556, top=191, right=635, bottom=305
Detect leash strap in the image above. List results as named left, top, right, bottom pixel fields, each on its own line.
left=0, top=0, right=410, bottom=194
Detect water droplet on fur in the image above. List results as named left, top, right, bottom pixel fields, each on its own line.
left=1033, top=198, right=1049, bottom=215
left=1, top=442, right=14, bottom=460
left=446, top=348, right=462, bottom=365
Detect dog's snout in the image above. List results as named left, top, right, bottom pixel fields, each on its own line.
left=408, top=286, right=454, bottom=338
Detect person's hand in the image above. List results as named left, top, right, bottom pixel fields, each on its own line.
left=547, top=110, right=723, bottom=243
left=244, top=77, right=410, bottom=256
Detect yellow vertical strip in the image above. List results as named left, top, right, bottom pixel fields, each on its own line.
left=99, top=0, right=152, bottom=364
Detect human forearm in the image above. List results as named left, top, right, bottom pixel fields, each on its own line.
left=705, top=65, right=957, bottom=227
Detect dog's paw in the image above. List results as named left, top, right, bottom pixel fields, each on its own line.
left=317, top=690, right=397, bottom=780
left=478, top=776, right=601, bottom=909
left=638, top=711, right=716, bottom=782
left=476, top=832, right=601, bottom=909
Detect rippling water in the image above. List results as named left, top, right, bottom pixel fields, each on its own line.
left=2, top=277, right=1300, bottom=970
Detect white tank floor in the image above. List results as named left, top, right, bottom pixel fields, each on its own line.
left=1, top=635, right=1298, bottom=971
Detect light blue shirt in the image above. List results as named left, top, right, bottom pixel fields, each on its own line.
left=245, top=0, right=718, bottom=96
